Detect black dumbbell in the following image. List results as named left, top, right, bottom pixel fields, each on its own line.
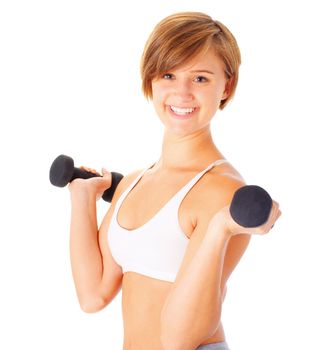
left=49, top=154, right=123, bottom=202
left=229, top=185, right=273, bottom=228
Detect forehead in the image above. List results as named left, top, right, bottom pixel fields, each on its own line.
left=173, top=48, right=225, bottom=74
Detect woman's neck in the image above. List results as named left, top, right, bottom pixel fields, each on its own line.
left=154, top=126, right=224, bottom=172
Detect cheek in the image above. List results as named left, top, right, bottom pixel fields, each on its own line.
left=152, top=86, right=164, bottom=106
left=152, top=82, right=169, bottom=97
left=152, top=85, right=167, bottom=115
left=200, top=89, right=221, bottom=108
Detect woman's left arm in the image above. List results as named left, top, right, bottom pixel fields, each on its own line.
left=160, top=179, right=281, bottom=350
left=160, top=219, right=233, bottom=350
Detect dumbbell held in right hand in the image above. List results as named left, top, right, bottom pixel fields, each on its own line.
left=49, top=154, right=123, bottom=202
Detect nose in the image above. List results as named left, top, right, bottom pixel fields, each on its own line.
left=173, top=79, right=194, bottom=102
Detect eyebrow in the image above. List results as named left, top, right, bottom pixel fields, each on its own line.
left=189, top=69, right=214, bottom=75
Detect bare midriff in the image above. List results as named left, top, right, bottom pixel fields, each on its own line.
left=121, top=272, right=225, bottom=350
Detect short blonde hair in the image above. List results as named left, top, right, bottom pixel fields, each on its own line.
left=140, top=12, right=241, bottom=110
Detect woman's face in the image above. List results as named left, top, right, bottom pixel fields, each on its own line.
left=151, top=48, right=229, bottom=137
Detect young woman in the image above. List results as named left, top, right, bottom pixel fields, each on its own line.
left=69, top=12, right=281, bottom=350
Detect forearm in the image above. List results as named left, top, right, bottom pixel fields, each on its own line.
left=161, top=227, right=231, bottom=347
left=69, top=190, right=104, bottom=308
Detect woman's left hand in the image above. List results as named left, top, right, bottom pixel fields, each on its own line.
left=208, top=200, right=282, bottom=238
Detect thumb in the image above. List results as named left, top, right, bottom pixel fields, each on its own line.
left=101, top=167, right=110, bottom=176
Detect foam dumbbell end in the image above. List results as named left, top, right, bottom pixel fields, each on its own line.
left=229, top=185, right=273, bottom=228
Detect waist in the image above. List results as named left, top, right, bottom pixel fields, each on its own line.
left=196, top=341, right=230, bottom=350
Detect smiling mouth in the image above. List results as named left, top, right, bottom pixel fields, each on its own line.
left=169, top=105, right=197, bottom=116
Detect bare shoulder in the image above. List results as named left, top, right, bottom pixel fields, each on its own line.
left=194, top=161, right=247, bottom=223
left=114, top=168, right=143, bottom=194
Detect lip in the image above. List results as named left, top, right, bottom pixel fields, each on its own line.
left=167, top=105, right=198, bottom=120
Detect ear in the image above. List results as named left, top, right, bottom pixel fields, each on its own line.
left=221, top=76, right=235, bottom=101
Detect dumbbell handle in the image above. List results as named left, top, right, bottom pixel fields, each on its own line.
left=69, top=168, right=123, bottom=202
left=71, top=167, right=102, bottom=181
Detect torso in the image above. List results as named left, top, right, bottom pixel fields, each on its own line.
left=115, top=160, right=242, bottom=349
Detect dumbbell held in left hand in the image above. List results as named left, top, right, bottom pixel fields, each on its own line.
left=229, top=185, right=273, bottom=228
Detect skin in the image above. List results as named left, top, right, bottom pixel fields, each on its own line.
left=151, top=48, right=229, bottom=155
left=68, top=47, right=281, bottom=349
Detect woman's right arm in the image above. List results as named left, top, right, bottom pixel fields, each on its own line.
left=68, top=168, right=132, bottom=313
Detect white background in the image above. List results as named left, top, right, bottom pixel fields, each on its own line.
left=1, top=0, right=333, bottom=349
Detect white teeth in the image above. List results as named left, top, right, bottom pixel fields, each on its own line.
left=170, top=105, right=195, bottom=115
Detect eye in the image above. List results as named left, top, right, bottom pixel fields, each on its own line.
left=163, top=73, right=174, bottom=79
left=194, top=76, right=208, bottom=83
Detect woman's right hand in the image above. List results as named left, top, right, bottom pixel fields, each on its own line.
left=68, top=166, right=112, bottom=201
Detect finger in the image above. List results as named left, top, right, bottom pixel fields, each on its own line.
left=101, top=168, right=112, bottom=177
left=270, top=209, right=282, bottom=229
left=273, top=208, right=281, bottom=221
left=80, top=165, right=95, bottom=173
left=271, top=202, right=280, bottom=220
left=87, top=167, right=99, bottom=175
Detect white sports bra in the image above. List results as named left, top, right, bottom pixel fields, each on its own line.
left=108, top=159, right=228, bottom=282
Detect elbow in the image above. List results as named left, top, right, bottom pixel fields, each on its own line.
left=80, top=303, right=103, bottom=314
left=79, top=295, right=108, bottom=313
